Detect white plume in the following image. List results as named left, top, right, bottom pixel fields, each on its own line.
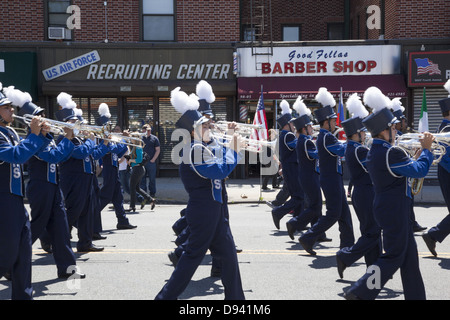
left=196, top=80, right=215, bottom=103
left=279, top=100, right=292, bottom=115
left=170, top=87, right=200, bottom=114
left=315, top=87, right=336, bottom=107
left=74, top=108, right=83, bottom=117
left=346, top=93, right=369, bottom=119
left=3, top=86, right=32, bottom=107
left=363, top=86, right=388, bottom=113
left=57, top=92, right=77, bottom=110
left=98, top=103, right=111, bottom=118
left=0, top=82, right=2, bottom=91
left=390, top=97, right=405, bottom=113
left=444, top=79, right=450, bottom=97
left=293, top=96, right=311, bottom=117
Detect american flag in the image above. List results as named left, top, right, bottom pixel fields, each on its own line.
left=251, top=88, right=268, bottom=141
left=415, top=58, right=442, bottom=76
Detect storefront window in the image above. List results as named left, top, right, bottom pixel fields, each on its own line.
left=125, top=97, right=154, bottom=132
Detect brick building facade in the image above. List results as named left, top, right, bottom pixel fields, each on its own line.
left=0, top=0, right=449, bottom=178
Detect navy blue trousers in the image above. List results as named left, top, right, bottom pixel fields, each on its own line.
left=287, top=170, right=322, bottom=232
left=0, top=194, right=33, bottom=300
left=155, top=199, right=244, bottom=300
left=99, top=167, right=129, bottom=226
left=27, top=180, right=76, bottom=276
left=337, top=183, right=381, bottom=267
left=272, top=162, right=304, bottom=219
left=60, top=173, right=95, bottom=250
left=428, top=166, right=450, bottom=243
left=300, top=173, right=354, bottom=248
left=349, top=195, right=426, bottom=300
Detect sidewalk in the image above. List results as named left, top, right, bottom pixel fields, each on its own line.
left=148, top=177, right=446, bottom=206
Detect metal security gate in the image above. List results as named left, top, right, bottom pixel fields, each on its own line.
left=412, top=87, right=448, bottom=180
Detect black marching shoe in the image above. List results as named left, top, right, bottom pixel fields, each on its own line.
left=58, top=270, right=86, bottom=280
left=299, top=238, right=317, bottom=256
left=422, top=232, right=437, bottom=257
left=286, top=222, right=296, bottom=240
left=93, top=233, right=107, bottom=240
left=125, top=207, right=136, bottom=213
left=336, top=254, right=346, bottom=279
left=77, top=244, right=104, bottom=253
left=117, top=223, right=137, bottom=230
left=168, top=251, right=180, bottom=267
left=40, top=240, right=53, bottom=253
left=271, top=212, right=281, bottom=230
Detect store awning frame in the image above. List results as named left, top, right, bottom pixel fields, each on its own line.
left=238, top=74, right=407, bottom=101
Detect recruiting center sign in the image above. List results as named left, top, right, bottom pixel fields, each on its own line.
left=238, top=45, right=401, bottom=77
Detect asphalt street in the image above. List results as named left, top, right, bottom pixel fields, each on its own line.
left=1, top=202, right=449, bottom=301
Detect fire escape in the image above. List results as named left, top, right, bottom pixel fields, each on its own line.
left=249, top=0, right=273, bottom=71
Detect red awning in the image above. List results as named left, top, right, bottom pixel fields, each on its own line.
left=237, top=74, right=407, bottom=100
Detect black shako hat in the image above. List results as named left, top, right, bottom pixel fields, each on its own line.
left=362, top=108, right=399, bottom=137
left=290, top=114, right=312, bottom=131
left=342, top=117, right=366, bottom=137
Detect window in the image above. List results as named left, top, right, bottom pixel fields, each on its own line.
left=282, top=25, right=301, bottom=41
left=142, top=0, right=175, bottom=41
left=328, top=23, right=344, bottom=40
left=47, top=0, right=72, bottom=40
left=241, top=25, right=258, bottom=41
left=126, top=97, right=154, bottom=131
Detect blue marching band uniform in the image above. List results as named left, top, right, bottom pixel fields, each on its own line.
left=0, top=85, right=137, bottom=299
left=155, top=86, right=245, bottom=299
left=1, top=76, right=449, bottom=301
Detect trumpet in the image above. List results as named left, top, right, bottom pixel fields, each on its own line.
left=210, top=130, right=277, bottom=153
left=13, top=114, right=73, bottom=135
left=213, top=121, right=265, bottom=137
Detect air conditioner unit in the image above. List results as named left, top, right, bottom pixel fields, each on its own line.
left=48, top=27, right=72, bottom=40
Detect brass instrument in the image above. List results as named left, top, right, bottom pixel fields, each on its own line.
left=396, top=132, right=450, bottom=165
left=14, top=114, right=144, bottom=147
left=213, top=121, right=265, bottom=137
left=210, top=129, right=277, bottom=153
left=13, top=114, right=72, bottom=135
left=395, top=132, right=450, bottom=195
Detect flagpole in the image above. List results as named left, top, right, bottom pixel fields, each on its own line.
left=259, top=84, right=263, bottom=203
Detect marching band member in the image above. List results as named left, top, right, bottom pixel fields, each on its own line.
left=345, top=87, right=434, bottom=300
left=285, top=96, right=324, bottom=240
left=299, top=88, right=354, bottom=256
left=336, top=93, right=381, bottom=279
left=56, top=93, right=109, bottom=252
left=422, top=80, right=450, bottom=256
left=96, top=103, right=137, bottom=230
left=391, top=98, right=426, bottom=233
left=4, top=87, right=85, bottom=280
left=155, top=87, right=245, bottom=300
left=0, top=84, right=51, bottom=299
left=271, top=100, right=304, bottom=230
left=168, top=80, right=239, bottom=278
